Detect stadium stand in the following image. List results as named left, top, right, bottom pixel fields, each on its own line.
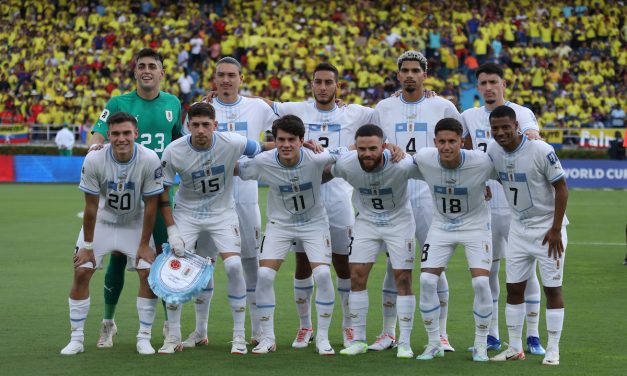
left=0, top=0, right=624, bottom=143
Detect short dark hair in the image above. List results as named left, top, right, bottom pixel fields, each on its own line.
left=434, top=118, right=463, bottom=136
left=187, top=102, right=216, bottom=120
left=107, top=112, right=137, bottom=128
left=216, top=56, right=242, bottom=73
left=272, top=115, right=305, bottom=139
left=476, top=63, right=504, bottom=79
left=489, top=105, right=517, bottom=122
left=313, top=62, right=339, bottom=82
left=135, top=48, right=163, bottom=66
left=355, top=124, right=384, bottom=140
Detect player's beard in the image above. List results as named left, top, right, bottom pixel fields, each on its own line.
left=358, top=154, right=383, bottom=172
left=485, top=99, right=496, bottom=105
left=314, top=93, right=335, bottom=106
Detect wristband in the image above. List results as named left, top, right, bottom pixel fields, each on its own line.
left=167, top=225, right=179, bottom=238
left=83, top=241, right=93, bottom=250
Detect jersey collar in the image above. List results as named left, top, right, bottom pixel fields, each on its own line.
left=400, top=93, right=426, bottom=105
left=187, top=133, right=216, bottom=153
left=274, top=148, right=304, bottom=168
left=110, top=144, right=138, bottom=165
left=215, top=96, right=242, bottom=107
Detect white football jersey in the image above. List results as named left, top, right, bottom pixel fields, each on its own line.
left=79, top=144, right=164, bottom=225
left=161, top=133, right=260, bottom=218
left=331, top=151, right=418, bottom=226
left=413, top=148, right=495, bottom=231
left=487, top=137, right=569, bottom=228
left=273, top=101, right=375, bottom=202
left=237, top=148, right=341, bottom=226
left=461, top=101, right=539, bottom=210
left=373, top=94, right=463, bottom=203
left=210, top=96, right=277, bottom=204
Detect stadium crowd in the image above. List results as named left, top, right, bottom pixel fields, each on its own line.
left=0, top=0, right=625, bottom=134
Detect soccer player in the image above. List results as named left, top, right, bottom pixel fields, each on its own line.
left=61, top=112, right=164, bottom=355
left=236, top=115, right=341, bottom=356
left=89, top=48, right=182, bottom=348
left=266, top=62, right=375, bottom=349
left=412, top=118, right=495, bottom=362
left=487, top=105, right=568, bottom=366
left=181, top=57, right=278, bottom=348
left=371, top=50, right=462, bottom=352
left=461, top=62, right=545, bottom=354
left=328, top=124, right=419, bottom=359
left=157, top=102, right=272, bottom=355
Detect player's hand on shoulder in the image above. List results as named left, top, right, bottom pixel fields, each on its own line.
left=334, top=98, right=347, bottom=107
left=387, top=143, right=406, bottom=163
left=303, top=139, right=324, bottom=153
left=87, top=144, right=104, bottom=153
left=484, top=185, right=492, bottom=201
left=136, top=244, right=156, bottom=265
left=524, top=129, right=542, bottom=140
left=424, top=89, right=438, bottom=98
left=73, top=247, right=96, bottom=268
left=201, top=91, right=218, bottom=103
left=542, top=227, right=564, bottom=259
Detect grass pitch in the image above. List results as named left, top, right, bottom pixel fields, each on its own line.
left=0, top=185, right=625, bottom=375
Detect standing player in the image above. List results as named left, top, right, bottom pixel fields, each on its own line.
left=412, top=119, right=495, bottom=362
left=61, top=112, right=164, bottom=355
left=462, top=62, right=545, bottom=354
left=268, top=63, right=375, bottom=349
left=371, top=50, right=461, bottom=352
left=487, top=106, right=568, bottom=366
left=157, top=102, right=272, bottom=355
left=182, top=57, right=278, bottom=348
left=236, top=115, right=341, bottom=356
left=89, top=48, right=182, bottom=348
left=329, top=125, right=419, bottom=359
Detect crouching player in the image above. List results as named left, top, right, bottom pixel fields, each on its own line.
left=61, top=112, right=164, bottom=355
left=413, top=118, right=495, bottom=362
left=327, top=124, right=419, bottom=359
left=235, top=115, right=340, bottom=356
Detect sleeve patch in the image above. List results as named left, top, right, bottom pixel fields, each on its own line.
left=154, top=167, right=163, bottom=179
left=99, top=109, right=110, bottom=121
left=546, top=151, right=559, bottom=165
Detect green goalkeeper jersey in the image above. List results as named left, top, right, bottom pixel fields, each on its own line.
left=93, top=91, right=182, bottom=157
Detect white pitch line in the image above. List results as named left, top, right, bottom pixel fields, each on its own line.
left=570, top=241, right=624, bottom=246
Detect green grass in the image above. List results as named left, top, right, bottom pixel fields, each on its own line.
left=0, top=185, right=625, bottom=375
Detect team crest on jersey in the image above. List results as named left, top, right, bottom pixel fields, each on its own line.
left=117, top=181, right=124, bottom=192
left=447, top=187, right=453, bottom=194
left=407, top=122, right=414, bottom=132
left=165, top=110, right=173, bottom=122
left=99, top=109, right=110, bottom=121
left=370, top=182, right=380, bottom=196
left=320, top=123, right=328, bottom=132
left=227, top=122, right=235, bottom=132
left=290, top=176, right=300, bottom=192
left=203, top=160, right=212, bottom=176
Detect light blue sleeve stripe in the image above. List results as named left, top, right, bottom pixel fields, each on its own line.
left=79, top=186, right=99, bottom=195
left=243, top=139, right=261, bottom=157
left=143, top=188, right=164, bottom=196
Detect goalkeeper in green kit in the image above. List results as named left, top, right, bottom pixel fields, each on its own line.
left=88, top=48, right=182, bottom=349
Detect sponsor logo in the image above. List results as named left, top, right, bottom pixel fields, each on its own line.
left=349, top=313, right=359, bottom=319
left=235, top=307, right=245, bottom=313
left=154, top=167, right=163, bottom=179
left=382, top=302, right=395, bottom=308
left=478, top=324, right=488, bottom=330
left=319, top=313, right=331, bottom=318
left=194, top=298, right=204, bottom=304
left=446, top=178, right=456, bottom=184
left=399, top=316, right=411, bottom=322
left=167, top=304, right=178, bottom=310
left=169, top=259, right=181, bottom=270
left=296, top=298, right=306, bottom=304
left=423, top=319, right=433, bottom=325
left=260, top=316, right=270, bottom=322
left=546, top=151, right=559, bottom=165
left=527, top=312, right=538, bottom=317
left=99, top=109, right=110, bottom=121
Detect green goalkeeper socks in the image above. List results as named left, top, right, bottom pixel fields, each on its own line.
left=103, top=253, right=127, bottom=320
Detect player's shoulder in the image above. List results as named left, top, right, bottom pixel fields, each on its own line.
left=84, top=145, right=110, bottom=165
left=136, top=144, right=160, bottom=161
left=525, top=137, right=555, bottom=154
left=486, top=139, right=502, bottom=154
left=336, top=149, right=358, bottom=163
left=463, top=149, right=492, bottom=165
left=158, top=91, right=181, bottom=103
left=374, top=96, right=398, bottom=110
left=165, top=134, right=189, bottom=149
left=507, top=101, right=533, bottom=115
left=461, top=106, right=483, bottom=119
left=345, top=103, right=375, bottom=115
left=415, top=146, right=438, bottom=160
